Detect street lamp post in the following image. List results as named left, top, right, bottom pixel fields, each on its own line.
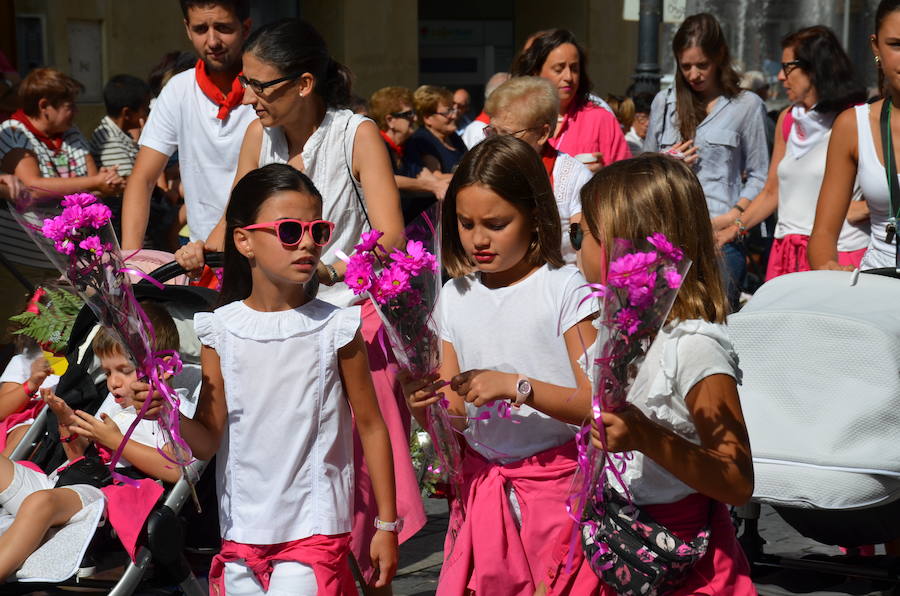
left=633, top=0, right=662, bottom=95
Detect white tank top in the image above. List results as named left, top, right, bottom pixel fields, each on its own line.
left=855, top=103, right=898, bottom=269
left=775, top=128, right=869, bottom=251
left=259, top=109, right=370, bottom=307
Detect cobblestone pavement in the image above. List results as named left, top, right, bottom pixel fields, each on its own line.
left=392, top=499, right=900, bottom=596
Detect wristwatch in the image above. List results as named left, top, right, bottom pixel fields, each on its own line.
left=513, top=375, right=532, bottom=407
left=374, top=517, right=404, bottom=533
left=323, top=263, right=340, bottom=285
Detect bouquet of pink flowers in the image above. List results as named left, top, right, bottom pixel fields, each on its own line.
left=571, top=234, right=691, bottom=533
left=341, top=207, right=464, bottom=497
left=10, top=190, right=192, bottom=476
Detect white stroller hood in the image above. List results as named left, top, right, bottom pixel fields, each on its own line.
left=729, top=270, right=900, bottom=510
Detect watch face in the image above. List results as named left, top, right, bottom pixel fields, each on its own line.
left=518, top=380, right=531, bottom=395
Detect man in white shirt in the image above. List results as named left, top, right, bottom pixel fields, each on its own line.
left=120, top=0, right=254, bottom=252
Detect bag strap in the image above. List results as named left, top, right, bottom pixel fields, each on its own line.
left=343, top=114, right=372, bottom=230
left=660, top=87, right=671, bottom=143
left=878, top=99, right=900, bottom=269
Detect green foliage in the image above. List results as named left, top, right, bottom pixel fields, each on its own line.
left=9, top=287, right=83, bottom=354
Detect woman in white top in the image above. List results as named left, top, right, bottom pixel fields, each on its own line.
left=716, top=26, right=870, bottom=279
left=483, top=76, right=593, bottom=264
left=213, top=18, right=423, bottom=588
left=811, top=3, right=900, bottom=271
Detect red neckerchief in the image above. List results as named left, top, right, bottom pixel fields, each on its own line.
left=10, top=109, right=64, bottom=153
left=541, top=143, right=558, bottom=187
left=475, top=111, right=490, bottom=124
left=194, top=59, right=244, bottom=120
left=380, top=129, right=404, bottom=158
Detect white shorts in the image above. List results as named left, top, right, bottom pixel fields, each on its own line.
left=0, top=462, right=102, bottom=516
left=224, top=559, right=317, bottom=595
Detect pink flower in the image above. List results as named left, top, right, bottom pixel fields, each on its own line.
left=61, top=193, right=97, bottom=208
left=647, top=233, right=684, bottom=262
left=606, top=251, right=659, bottom=289
left=41, top=216, right=69, bottom=242
left=355, top=229, right=384, bottom=253
left=82, top=203, right=112, bottom=228
left=664, top=268, right=683, bottom=289
left=372, top=264, right=410, bottom=303
left=626, top=270, right=657, bottom=309
left=78, top=235, right=105, bottom=256
left=55, top=238, right=76, bottom=255
left=345, top=253, right=375, bottom=294
left=614, top=307, right=641, bottom=335
left=390, top=239, right=437, bottom=275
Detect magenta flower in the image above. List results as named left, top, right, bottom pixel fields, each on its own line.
left=647, top=233, right=684, bottom=262
left=83, top=203, right=112, bottom=228
left=372, top=264, right=411, bottom=303
left=54, top=238, right=76, bottom=255
left=355, top=229, right=384, bottom=253
left=60, top=193, right=97, bottom=208
left=613, top=307, right=641, bottom=335
left=41, top=216, right=70, bottom=242
left=78, top=235, right=105, bottom=256
left=345, top=253, right=376, bottom=294
left=390, top=239, right=438, bottom=275
left=626, top=270, right=657, bottom=309
left=664, top=268, right=683, bottom=289
left=606, top=251, right=659, bottom=289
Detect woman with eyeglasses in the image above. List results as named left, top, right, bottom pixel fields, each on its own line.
left=484, top=76, right=592, bottom=264
left=369, top=86, right=449, bottom=204
left=644, top=13, right=769, bottom=309
left=207, top=18, right=424, bottom=594
left=511, top=29, right=631, bottom=173
left=403, top=85, right=468, bottom=176
left=716, top=26, right=869, bottom=279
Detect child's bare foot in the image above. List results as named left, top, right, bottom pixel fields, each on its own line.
left=41, top=388, right=75, bottom=427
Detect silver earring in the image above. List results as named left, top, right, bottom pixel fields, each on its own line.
left=876, top=55, right=881, bottom=64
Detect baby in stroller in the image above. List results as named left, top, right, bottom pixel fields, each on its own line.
left=0, top=301, right=184, bottom=580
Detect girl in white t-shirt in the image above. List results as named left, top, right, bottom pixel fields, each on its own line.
left=138, top=163, right=399, bottom=595
left=552, top=154, right=755, bottom=594
left=0, top=347, right=57, bottom=457
left=402, top=135, right=598, bottom=595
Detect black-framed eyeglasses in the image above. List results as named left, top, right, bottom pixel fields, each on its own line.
left=434, top=107, right=459, bottom=118
left=483, top=125, right=542, bottom=139
left=238, top=72, right=303, bottom=95
left=780, top=60, right=803, bottom=76
left=569, top=222, right=584, bottom=251
left=390, top=109, right=415, bottom=121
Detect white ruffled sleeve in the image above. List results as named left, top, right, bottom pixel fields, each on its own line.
left=194, top=312, right=222, bottom=351
left=558, top=266, right=599, bottom=334
left=334, top=305, right=362, bottom=349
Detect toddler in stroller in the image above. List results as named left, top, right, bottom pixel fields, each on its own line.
left=1, top=280, right=215, bottom=594
left=0, top=301, right=192, bottom=581
left=729, top=268, right=900, bottom=582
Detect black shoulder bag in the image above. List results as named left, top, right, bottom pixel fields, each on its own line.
left=878, top=98, right=900, bottom=271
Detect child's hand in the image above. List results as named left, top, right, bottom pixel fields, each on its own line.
left=28, top=357, right=52, bottom=389
left=69, top=410, right=123, bottom=450
left=369, top=529, right=399, bottom=588
left=451, top=369, right=515, bottom=407
left=590, top=404, right=651, bottom=453
left=41, top=387, right=76, bottom=427
left=130, top=380, right=164, bottom=419
left=397, top=370, right=446, bottom=411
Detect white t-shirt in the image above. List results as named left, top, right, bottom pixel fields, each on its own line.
left=553, top=152, right=592, bottom=264
left=588, top=319, right=741, bottom=505
left=194, top=299, right=360, bottom=544
left=438, top=264, right=597, bottom=463
left=138, top=69, right=256, bottom=242
left=258, top=109, right=370, bottom=307
left=0, top=353, right=60, bottom=390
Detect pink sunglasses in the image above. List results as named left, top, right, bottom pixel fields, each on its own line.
left=243, top=219, right=335, bottom=246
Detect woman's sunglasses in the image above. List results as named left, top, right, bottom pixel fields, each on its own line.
left=243, top=219, right=335, bottom=246
left=569, top=222, right=584, bottom=251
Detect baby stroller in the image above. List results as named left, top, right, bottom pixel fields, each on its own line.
left=1, top=256, right=223, bottom=595
left=729, top=268, right=900, bottom=585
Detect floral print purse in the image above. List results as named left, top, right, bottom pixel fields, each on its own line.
left=580, top=486, right=712, bottom=595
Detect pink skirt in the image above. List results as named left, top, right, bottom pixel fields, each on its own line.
left=350, top=300, right=427, bottom=582
left=546, top=493, right=756, bottom=595
left=766, top=234, right=867, bottom=281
